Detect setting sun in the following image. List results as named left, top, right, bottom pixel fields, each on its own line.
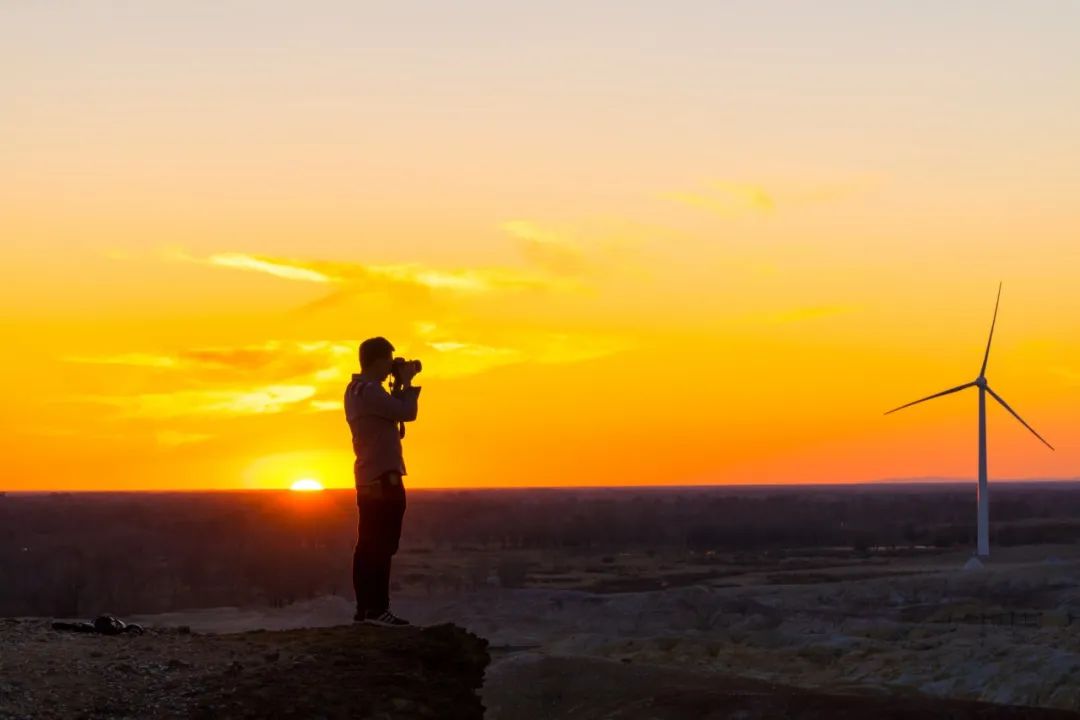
left=289, top=478, right=324, bottom=492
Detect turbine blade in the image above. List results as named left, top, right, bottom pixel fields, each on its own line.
left=884, top=382, right=976, bottom=415
left=980, top=282, right=1003, bottom=377
left=985, top=385, right=1055, bottom=450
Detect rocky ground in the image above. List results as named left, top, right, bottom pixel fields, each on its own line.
left=392, top=544, right=1080, bottom=715
left=0, top=619, right=488, bottom=720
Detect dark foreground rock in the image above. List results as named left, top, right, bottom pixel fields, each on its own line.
left=0, top=618, right=488, bottom=720
left=485, top=654, right=1080, bottom=720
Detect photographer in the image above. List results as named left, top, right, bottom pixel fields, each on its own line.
left=344, top=336, right=421, bottom=627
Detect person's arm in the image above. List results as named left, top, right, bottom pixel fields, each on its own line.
left=391, top=381, right=421, bottom=421
left=362, top=381, right=421, bottom=422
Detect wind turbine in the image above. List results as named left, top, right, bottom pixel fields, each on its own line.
left=885, top=283, right=1054, bottom=560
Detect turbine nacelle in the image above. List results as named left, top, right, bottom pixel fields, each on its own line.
left=975, top=376, right=987, bottom=389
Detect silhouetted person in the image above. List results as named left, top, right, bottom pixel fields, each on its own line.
left=344, top=336, right=421, bottom=626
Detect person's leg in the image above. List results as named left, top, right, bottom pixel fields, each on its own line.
left=358, top=476, right=411, bottom=627
left=365, top=477, right=406, bottom=618
left=353, top=512, right=368, bottom=615
left=354, top=499, right=383, bottom=616
left=352, top=515, right=361, bottom=607
left=374, top=553, right=392, bottom=614
left=386, top=476, right=407, bottom=555
left=381, top=479, right=407, bottom=610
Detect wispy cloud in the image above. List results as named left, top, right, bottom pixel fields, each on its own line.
left=364, top=263, right=561, bottom=293
left=528, top=333, right=633, bottom=364
left=158, top=215, right=655, bottom=318
left=66, top=332, right=633, bottom=419
left=66, top=341, right=330, bottom=378
left=65, top=353, right=182, bottom=368
left=664, top=181, right=775, bottom=217
left=664, top=177, right=883, bottom=217
left=164, top=249, right=586, bottom=315
left=306, top=400, right=344, bottom=413
left=68, top=341, right=343, bottom=419
left=425, top=340, right=525, bottom=377
left=501, top=220, right=589, bottom=275
left=207, top=254, right=336, bottom=283
left=420, top=332, right=633, bottom=378
left=429, top=340, right=521, bottom=357
left=177, top=251, right=573, bottom=295
left=22, top=422, right=213, bottom=447
left=76, top=384, right=318, bottom=419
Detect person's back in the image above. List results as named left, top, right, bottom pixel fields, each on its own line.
left=344, top=336, right=421, bottom=627
left=344, top=375, right=418, bottom=486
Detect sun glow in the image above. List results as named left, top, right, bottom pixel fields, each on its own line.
left=289, top=478, right=324, bottom=492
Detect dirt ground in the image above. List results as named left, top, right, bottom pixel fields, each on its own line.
left=0, top=619, right=488, bottom=720
left=484, top=654, right=1080, bottom=719
left=102, top=543, right=1080, bottom=718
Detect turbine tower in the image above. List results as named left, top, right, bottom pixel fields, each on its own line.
left=885, top=283, right=1054, bottom=559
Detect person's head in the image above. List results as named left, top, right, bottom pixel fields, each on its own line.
left=359, top=336, right=395, bottom=380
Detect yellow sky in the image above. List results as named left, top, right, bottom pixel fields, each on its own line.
left=3, top=1, right=1080, bottom=490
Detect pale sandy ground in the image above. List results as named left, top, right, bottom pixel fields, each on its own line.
left=130, top=544, right=1080, bottom=717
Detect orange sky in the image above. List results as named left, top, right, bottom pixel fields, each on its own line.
left=3, top=2, right=1079, bottom=490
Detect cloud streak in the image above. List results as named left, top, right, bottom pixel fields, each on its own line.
left=183, top=251, right=577, bottom=295
left=208, top=254, right=336, bottom=283
left=664, top=177, right=883, bottom=217
left=160, top=214, right=652, bottom=318
left=420, top=332, right=633, bottom=378
left=164, top=249, right=593, bottom=315
left=501, top=220, right=589, bottom=275
left=76, top=384, right=318, bottom=419
left=664, top=181, right=775, bottom=217
left=66, top=342, right=331, bottom=378
left=65, top=353, right=182, bottom=368
left=66, top=331, right=633, bottom=418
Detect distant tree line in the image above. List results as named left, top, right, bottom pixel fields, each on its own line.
left=2, top=484, right=1080, bottom=617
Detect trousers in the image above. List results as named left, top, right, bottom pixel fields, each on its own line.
left=352, top=472, right=407, bottom=615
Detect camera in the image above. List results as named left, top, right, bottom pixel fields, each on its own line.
left=391, top=357, right=422, bottom=379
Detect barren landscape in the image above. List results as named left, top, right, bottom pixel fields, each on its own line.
left=127, top=542, right=1080, bottom=717
left=7, top=487, right=1080, bottom=717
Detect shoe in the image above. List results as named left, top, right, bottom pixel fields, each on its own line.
left=362, top=610, right=410, bottom=627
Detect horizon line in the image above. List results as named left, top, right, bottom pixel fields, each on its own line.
left=6, top=476, right=1080, bottom=494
